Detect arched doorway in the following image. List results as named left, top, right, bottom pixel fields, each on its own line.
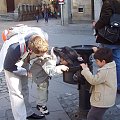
left=6, top=0, right=15, bottom=12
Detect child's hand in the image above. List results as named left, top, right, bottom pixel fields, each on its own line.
left=92, top=21, right=96, bottom=28
left=27, top=71, right=32, bottom=78
left=92, top=47, right=98, bottom=53
left=80, top=63, right=88, bottom=69
left=59, top=65, right=69, bottom=72
left=56, top=65, right=69, bottom=74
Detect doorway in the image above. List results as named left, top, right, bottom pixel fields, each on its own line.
left=91, top=0, right=94, bottom=20
left=6, top=0, right=15, bottom=12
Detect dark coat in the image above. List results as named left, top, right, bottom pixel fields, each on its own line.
left=35, top=9, right=39, bottom=16
left=95, top=0, right=120, bottom=45
left=3, top=33, right=35, bottom=72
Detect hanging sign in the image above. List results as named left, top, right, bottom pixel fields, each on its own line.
left=58, top=0, right=64, bottom=4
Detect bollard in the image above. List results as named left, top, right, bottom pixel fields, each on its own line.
left=18, top=5, right=22, bottom=21
left=30, top=5, right=34, bottom=19
left=26, top=4, right=31, bottom=20
left=21, top=4, right=26, bottom=21
left=22, top=4, right=25, bottom=12
left=29, top=5, right=33, bottom=20
left=26, top=4, right=29, bottom=13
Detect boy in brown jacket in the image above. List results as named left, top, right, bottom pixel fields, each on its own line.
left=80, top=48, right=117, bottom=120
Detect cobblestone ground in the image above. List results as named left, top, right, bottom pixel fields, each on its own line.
left=0, top=72, right=8, bottom=97
left=58, top=93, right=120, bottom=120
left=58, top=93, right=88, bottom=120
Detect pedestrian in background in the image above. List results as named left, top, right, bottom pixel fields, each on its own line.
left=35, top=6, right=40, bottom=23
left=44, top=6, right=49, bottom=23
left=80, top=48, right=117, bottom=120
left=92, top=0, right=120, bottom=94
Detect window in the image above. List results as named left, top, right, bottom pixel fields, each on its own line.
left=78, top=6, right=84, bottom=13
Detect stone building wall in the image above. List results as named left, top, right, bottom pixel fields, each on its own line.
left=0, top=0, right=7, bottom=13
left=0, top=0, right=99, bottom=22
left=15, top=0, right=42, bottom=9
left=0, top=0, right=43, bottom=14
left=72, top=0, right=92, bottom=21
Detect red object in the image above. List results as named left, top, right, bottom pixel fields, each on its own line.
left=2, top=29, right=10, bottom=41
left=58, top=0, right=64, bottom=2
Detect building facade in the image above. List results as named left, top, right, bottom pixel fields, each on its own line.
left=0, top=0, right=101, bottom=22
left=71, top=0, right=92, bottom=21
left=0, top=0, right=44, bottom=13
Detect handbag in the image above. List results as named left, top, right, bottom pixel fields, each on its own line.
left=98, top=0, right=120, bottom=43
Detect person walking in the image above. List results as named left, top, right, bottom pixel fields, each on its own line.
left=0, top=25, right=50, bottom=120
left=44, top=6, right=49, bottom=23
left=92, top=0, right=120, bottom=94
left=80, top=48, right=117, bottom=120
left=35, top=6, right=40, bottom=23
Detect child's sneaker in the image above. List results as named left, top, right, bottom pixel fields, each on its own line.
left=36, top=105, right=49, bottom=115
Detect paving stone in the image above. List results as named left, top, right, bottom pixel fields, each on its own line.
left=0, top=19, right=120, bottom=120
left=6, top=109, right=14, bottom=119
left=0, top=110, right=6, bottom=118
left=0, top=97, right=10, bottom=108
left=45, top=111, right=70, bottom=120
left=0, top=117, right=7, bottom=120
left=58, top=93, right=120, bottom=120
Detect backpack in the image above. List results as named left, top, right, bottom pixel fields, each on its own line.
left=1, top=24, right=29, bottom=56
left=0, top=24, right=29, bottom=72
left=98, top=0, right=120, bottom=43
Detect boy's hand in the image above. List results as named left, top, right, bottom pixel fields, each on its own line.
left=92, top=21, right=96, bottom=28
left=80, top=63, right=88, bottom=69
left=92, top=47, right=98, bottom=53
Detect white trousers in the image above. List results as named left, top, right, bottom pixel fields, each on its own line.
left=4, top=70, right=33, bottom=120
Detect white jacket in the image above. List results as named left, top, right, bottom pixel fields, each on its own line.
left=81, top=61, right=117, bottom=108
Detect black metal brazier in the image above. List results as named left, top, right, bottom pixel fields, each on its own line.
left=63, top=45, right=96, bottom=119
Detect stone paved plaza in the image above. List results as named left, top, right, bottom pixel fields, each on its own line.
left=0, top=19, right=120, bottom=120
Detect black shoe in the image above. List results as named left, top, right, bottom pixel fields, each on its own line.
left=26, top=113, right=45, bottom=119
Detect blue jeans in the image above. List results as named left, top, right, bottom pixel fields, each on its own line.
left=36, top=16, right=39, bottom=22
left=100, top=44, right=120, bottom=89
